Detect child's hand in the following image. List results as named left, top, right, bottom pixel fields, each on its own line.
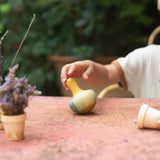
left=61, top=60, right=92, bottom=90
left=61, top=60, right=120, bottom=91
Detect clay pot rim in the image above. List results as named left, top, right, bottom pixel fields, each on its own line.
left=1, top=113, right=26, bottom=123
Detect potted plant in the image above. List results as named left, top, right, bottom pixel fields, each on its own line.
left=0, top=64, right=41, bottom=140
left=0, top=14, right=41, bottom=140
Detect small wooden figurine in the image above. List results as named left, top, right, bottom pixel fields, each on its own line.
left=67, top=78, right=96, bottom=114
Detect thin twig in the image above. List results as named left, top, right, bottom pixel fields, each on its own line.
left=0, top=30, right=9, bottom=45
left=0, top=30, right=9, bottom=84
left=10, top=14, right=36, bottom=68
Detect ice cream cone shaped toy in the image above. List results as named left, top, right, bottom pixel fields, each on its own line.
left=136, top=104, right=160, bottom=129
left=67, top=78, right=96, bottom=114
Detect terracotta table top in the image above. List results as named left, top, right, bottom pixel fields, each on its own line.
left=1, top=96, right=160, bottom=160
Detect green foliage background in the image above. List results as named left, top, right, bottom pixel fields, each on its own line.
left=0, top=0, right=159, bottom=96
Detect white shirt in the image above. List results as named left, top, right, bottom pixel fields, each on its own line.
left=116, top=45, right=160, bottom=98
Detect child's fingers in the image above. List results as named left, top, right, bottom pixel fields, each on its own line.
left=61, top=61, right=91, bottom=90
left=61, top=64, right=70, bottom=90
left=68, top=62, right=86, bottom=78
left=67, top=64, right=79, bottom=76
left=82, top=64, right=93, bottom=80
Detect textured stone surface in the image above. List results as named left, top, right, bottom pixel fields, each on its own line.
left=1, top=96, right=160, bottom=160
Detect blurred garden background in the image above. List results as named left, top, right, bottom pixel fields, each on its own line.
left=0, top=0, right=159, bottom=96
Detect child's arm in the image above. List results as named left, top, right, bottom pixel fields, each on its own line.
left=61, top=60, right=121, bottom=90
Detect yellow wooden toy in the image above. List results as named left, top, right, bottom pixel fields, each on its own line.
left=67, top=78, right=96, bottom=114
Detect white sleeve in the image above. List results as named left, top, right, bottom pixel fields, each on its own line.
left=116, top=45, right=160, bottom=98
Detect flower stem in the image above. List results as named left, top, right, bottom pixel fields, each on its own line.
left=10, top=14, right=36, bottom=68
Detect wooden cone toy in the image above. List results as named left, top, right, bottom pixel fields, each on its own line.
left=67, top=78, right=96, bottom=114
left=137, top=104, right=160, bottom=129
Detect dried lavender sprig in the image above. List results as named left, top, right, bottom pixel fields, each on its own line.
left=0, top=30, right=9, bottom=84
